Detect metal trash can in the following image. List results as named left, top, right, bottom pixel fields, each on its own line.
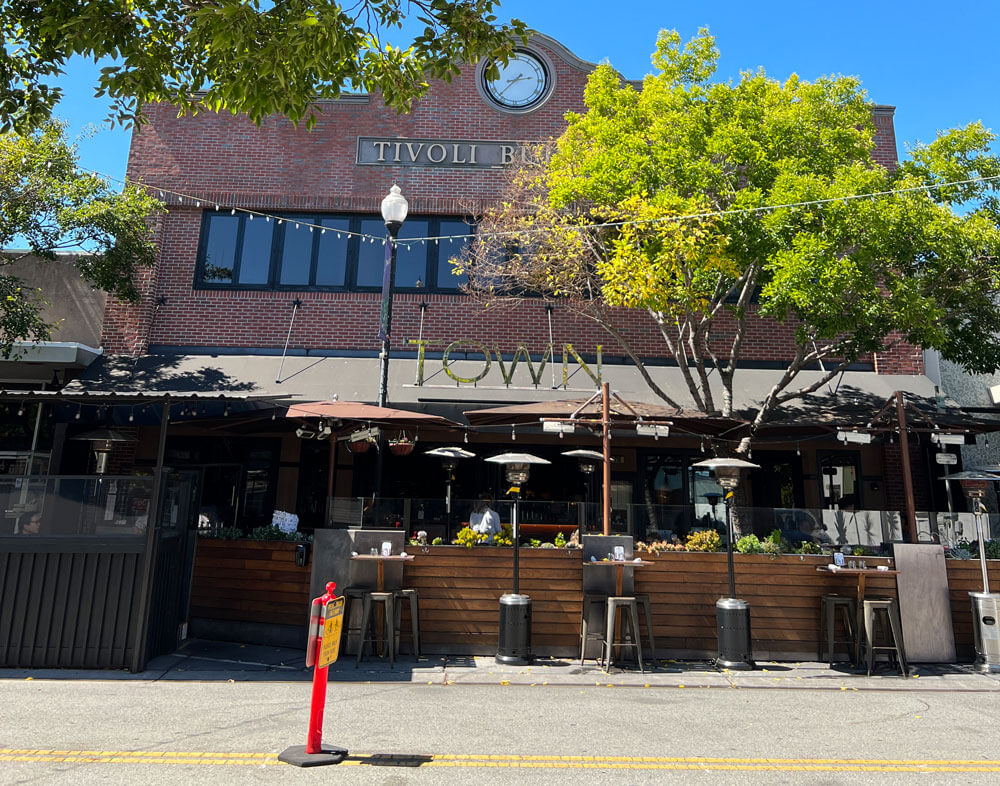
left=496, top=593, right=532, bottom=665
left=716, top=597, right=755, bottom=670
left=969, top=592, right=1000, bottom=673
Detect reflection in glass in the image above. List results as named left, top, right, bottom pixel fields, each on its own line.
left=279, top=217, right=315, bottom=285
left=436, top=220, right=471, bottom=289
left=316, top=218, right=349, bottom=285
left=236, top=218, right=275, bottom=284
left=203, top=215, right=238, bottom=281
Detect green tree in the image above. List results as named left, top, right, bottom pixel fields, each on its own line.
left=2, top=0, right=527, bottom=132
left=1, top=123, right=162, bottom=357
left=459, top=29, right=1000, bottom=450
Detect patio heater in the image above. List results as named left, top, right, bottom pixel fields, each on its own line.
left=485, top=452, right=551, bottom=666
left=70, top=428, right=138, bottom=475
left=693, top=457, right=760, bottom=671
left=941, top=470, right=1000, bottom=673
left=562, top=449, right=604, bottom=531
left=424, top=446, right=475, bottom=538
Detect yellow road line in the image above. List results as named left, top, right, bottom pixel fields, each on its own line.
left=2, top=749, right=1000, bottom=772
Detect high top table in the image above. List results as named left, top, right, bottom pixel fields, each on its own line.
left=350, top=553, right=415, bottom=656
left=582, top=559, right=649, bottom=667
left=817, top=565, right=900, bottom=663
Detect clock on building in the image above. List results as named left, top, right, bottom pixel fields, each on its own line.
left=482, top=50, right=551, bottom=111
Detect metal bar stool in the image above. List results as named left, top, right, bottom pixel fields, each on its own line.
left=819, top=594, right=857, bottom=666
left=633, top=593, right=657, bottom=660
left=863, top=597, right=908, bottom=677
left=356, top=591, right=396, bottom=667
left=393, top=588, right=421, bottom=657
left=602, top=596, right=645, bottom=672
left=340, top=586, right=368, bottom=655
left=579, top=593, right=607, bottom=665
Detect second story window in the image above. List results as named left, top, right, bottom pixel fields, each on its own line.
left=195, top=212, right=473, bottom=292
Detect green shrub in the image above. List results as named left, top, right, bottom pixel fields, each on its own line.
left=431, top=537, right=444, bottom=546
left=735, top=534, right=763, bottom=554
left=554, top=531, right=567, bottom=548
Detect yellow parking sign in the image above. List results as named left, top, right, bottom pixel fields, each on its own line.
left=317, top=597, right=345, bottom=668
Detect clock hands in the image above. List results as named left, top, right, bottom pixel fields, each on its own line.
left=499, top=73, right=529, bottom=96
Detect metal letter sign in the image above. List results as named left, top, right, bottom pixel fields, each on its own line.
left=318, top=597, right=345, bottom=667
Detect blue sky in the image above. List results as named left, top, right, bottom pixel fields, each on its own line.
left=55, top=0, right=999, bottom=186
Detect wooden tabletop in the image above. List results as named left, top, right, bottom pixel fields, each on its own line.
left=816, top=565, right=898, bottom=576
left=583, top=559, right=650, bottom=567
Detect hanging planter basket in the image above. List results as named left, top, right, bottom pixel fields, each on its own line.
left=389, top=440, right=415, bottom=456
left=347, top=440, right=372, bottom=454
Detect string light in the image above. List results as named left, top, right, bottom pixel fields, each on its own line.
left=81, top=164, right=1000, bottom=249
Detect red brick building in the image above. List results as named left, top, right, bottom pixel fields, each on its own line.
left=67, top=33, right=960, bottom=545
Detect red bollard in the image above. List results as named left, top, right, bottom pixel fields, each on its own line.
left=278, top=581, right=348, bottom=767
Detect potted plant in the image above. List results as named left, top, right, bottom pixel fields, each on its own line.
left=388, top=436, right=415, bottom=456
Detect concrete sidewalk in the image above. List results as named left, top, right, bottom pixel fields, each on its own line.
left=3, top=638, right=998, bottom=692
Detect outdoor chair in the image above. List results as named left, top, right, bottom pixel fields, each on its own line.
left=863, top=597, right=908, bottom=677
left=819, top=593, right=857, bottom=666
left=356, top=591, right=396, bottom=667
left=393, top=587, right=421, bottom=657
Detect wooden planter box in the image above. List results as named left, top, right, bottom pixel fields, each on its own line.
left=189, top=540, right=1000, bottom=660
left=189, top=539, right=312, bottom=646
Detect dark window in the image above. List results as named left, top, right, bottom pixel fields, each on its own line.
left=195, top=211, right=473, bottom=293
left=237, top=218, right=275, bottom=284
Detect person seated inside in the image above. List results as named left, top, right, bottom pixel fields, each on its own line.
left=22, top=513, right=43, bottom=535
left=469, top=493, right=501, bottom=544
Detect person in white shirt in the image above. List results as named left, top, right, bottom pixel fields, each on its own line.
left=469, top=494, right=501, bottom=543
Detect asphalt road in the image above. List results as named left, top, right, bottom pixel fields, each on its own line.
left=3, top=676, right=1000, bottom=784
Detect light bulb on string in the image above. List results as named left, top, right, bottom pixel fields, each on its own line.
left=796, top=442, right=801, bottom=457
left=231, top=208, right=236, bottom=216
left=511, top=426, right=516, bottom=442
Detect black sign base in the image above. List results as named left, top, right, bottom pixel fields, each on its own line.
left=278, top=744, right=348, bottom=767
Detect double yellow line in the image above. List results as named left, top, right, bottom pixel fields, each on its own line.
left=3, top=749, right=1000, bottom=772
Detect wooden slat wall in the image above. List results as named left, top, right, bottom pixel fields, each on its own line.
left=189, top=539, right=312, bottom=627
left=404, top=548, right=584, bottom=654
left=945, top=561, right=1000, bottom=659
left=189, top=542, right=1000, bottom=660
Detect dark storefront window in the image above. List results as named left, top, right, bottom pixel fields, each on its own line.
left=195, top=211, right=472, bottom=292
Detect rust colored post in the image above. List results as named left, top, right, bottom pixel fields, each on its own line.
left=602, top=381, right=611, bottom=536
left=895, top=391, right=918, bottom=542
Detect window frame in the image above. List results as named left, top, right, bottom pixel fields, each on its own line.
left=193, top=210, right=473, bottom=293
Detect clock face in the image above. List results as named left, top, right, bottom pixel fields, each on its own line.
left=483, top=51, right=550, bottom=110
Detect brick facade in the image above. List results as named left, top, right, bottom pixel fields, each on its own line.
left=102, top=33, right=919, bottom=380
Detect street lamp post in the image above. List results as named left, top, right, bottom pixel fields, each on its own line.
left=485, top=451, right=551, bottom=665
left=374, top=185, right=408, bottom=500
left=693, top=457, right=760, bottom=670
